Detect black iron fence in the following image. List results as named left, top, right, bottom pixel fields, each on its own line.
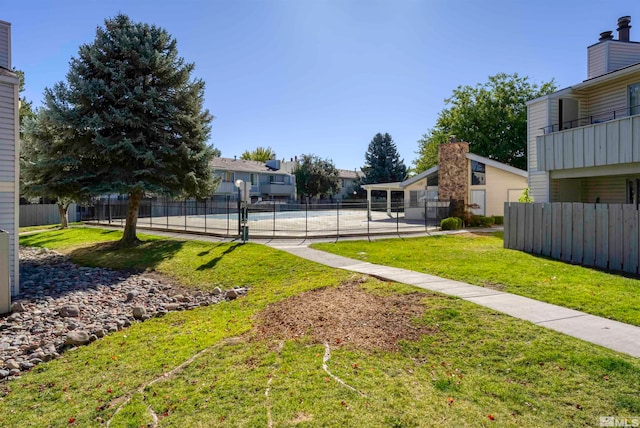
left=83, top=197, right=455, bottom=239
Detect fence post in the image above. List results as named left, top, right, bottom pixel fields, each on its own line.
left=305, top=202, right=308, bottom=239
left=226, top=197, right=230, bottom=236
left=166, top=200, right=169, bottom=230
left=204, top=199, right=207, bottom=233
left=108, top=197, right=112, bottom=225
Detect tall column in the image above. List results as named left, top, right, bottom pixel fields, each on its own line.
left=387, top=189, right=392, bottom=216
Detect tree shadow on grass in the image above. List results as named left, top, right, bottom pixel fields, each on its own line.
left=196, top=243, right=241, bottom=271
left=66, top=239, right=186, bottom=272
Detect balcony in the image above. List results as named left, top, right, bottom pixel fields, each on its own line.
left=260, top=183, right=295, bottom=195
left=536, top=114, right=640, bottom=171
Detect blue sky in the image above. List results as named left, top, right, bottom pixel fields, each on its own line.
left=4, top=0, right=638, bottom=171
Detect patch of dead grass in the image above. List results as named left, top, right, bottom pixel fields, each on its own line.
left=254, top=278, right=436, bottom=351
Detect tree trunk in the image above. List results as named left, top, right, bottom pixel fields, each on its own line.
left=120, top=191, right=142, bottom=247
left=57, top=202, right=69, bottom=229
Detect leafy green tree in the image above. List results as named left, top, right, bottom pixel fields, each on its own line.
left=413, top=73, right=556, bottom=172
left=293, top=154, right=340, bottom=200
left=413, top=129, right=446, bottom=172
left=43, top=14, right=219, bottom=246
left=21, top=110, right=90, bottom=228
left=240, top=146, right=276, bottom=162
left=362, top=132, right=407, bottom=184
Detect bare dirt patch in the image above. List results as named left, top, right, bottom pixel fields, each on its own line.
left=254, top=278, right=436, bottom=352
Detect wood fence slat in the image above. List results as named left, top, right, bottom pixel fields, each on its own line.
left=551, top=203, right=563, bottom=260
left=582, top=203, right=596, bottom=267
left=561, top=203, right=573, bottom=262
left=503, top=202, right=510, bottom=249
left=516, top=203, right=525, bottom=251
left=508, top=203, right=518, bottom=249
left=608, top=204, right=623, bottom=271
left=524, top=203, right=534, bottom=252
left=595, top=204, right=609, bottom=269
left=542, top=203, right=553, bottom=257
left=532, top=203, right=543, bottom=254
left=571, top=203, right=583, bottom=265
left=623, top=205, right=638, bottom=274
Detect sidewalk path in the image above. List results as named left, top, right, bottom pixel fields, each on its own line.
left=267, top=242, right=640, bottom=359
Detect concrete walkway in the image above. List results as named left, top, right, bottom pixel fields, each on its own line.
left=267, top=242, right=640, bottom=359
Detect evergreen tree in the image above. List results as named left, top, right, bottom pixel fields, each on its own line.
left=44, top=14, right=219, bottom=245
left=14, top=69, right=35, bottom=140
left=362, top=133, right=407, bottom=184
left=21, top=110, right=90, bottom=228
left=292, top=154, right=340, bottom=200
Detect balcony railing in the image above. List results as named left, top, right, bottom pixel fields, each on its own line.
left=541, top=105, right=640, bottom=134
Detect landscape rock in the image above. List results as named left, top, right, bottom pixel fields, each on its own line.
left=0, top=246, right=250, bottom=381
left=64, top=331, right=91, bottom=346
left=132, top=306, right=146, bottom=319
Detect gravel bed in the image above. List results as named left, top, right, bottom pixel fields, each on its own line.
left=0, top=246, right=247, bottom=380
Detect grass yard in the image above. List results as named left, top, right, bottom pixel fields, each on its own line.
left=312, top=232, right=640, bottom=327
left=2, top=227, right=639, bottom=427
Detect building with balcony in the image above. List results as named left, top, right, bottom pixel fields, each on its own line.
left=211, top=157, right=296, bottom=202
left=527, top=16, right=640, bottom=205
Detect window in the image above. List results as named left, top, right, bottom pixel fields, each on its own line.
left=250, top=174, right=257, bottom=185
left=630, top=83, right=640, bottom=116
left=471, top=160, right=486, bottom=185
left=224, top=171, right=234, bottom=182
left=627, top=179, right=640, bottom=207
left=270, top=175, right=285, bottom=184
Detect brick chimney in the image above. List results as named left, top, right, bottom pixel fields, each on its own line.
left=437, top=137, right=469, bottom=205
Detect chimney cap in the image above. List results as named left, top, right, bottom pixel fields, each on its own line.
left=618, top=16, right=631, bottom=27
left=599, top=30, right=614, bottom=41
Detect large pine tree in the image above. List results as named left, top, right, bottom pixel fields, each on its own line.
left=44, top=14, right=218, bottom=245
left=362, top=133, right=407, bottom=184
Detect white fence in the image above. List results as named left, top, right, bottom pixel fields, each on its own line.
left=504, top=202, right=640, bottom=274
left=19, top=204, right=78, bottom=227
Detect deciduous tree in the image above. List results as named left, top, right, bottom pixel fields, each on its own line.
left=240, top=146, right=276, bottom=162
left=43, top=14, right=219, bottom=245
left=292, top=154, right=340, bottom=200
left=413, top=73, right=556, bottom=172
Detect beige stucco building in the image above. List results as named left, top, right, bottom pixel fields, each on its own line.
left=363, top=141, right=527, bottom=220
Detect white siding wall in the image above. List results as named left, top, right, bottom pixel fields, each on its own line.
left=0, top=21, right=9, bottom=69
left=0, top=77, right=18, bottom=296
left=588, top=42, right=608, bottom=79
left=527, top=99, right=550, bottom=202
left=608, top=42, right=640, bottom=74
left=581, top=72, right=640, bottom=117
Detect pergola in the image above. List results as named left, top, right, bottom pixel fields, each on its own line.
left=361, top=182, right=404, bottom=219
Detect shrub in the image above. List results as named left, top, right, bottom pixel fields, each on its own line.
left=441, top=217, right=462, bottom=230
left=467, top=215, right=494, bottom=228
left=492, top=215, right=504, bottom=225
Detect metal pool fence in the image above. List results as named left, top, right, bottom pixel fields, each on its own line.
left=84, top=198, right=453, bottom=239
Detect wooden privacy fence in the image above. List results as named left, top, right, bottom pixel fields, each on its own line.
left=504, top=202, right=640, bottom=274
left=19, top=204, right=78, bottom=227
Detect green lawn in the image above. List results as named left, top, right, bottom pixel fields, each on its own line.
left=3, top=227, right=640, bottom=427
left=312, top=232, right=640, bottom=327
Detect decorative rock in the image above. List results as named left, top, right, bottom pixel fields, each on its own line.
left=58, top=305, right=80, bottom=318
left=0, top=246, right=249, bottom=381
left=10, top=302, right=27, bottom=313
left=64, top=331, right=91, bottom=346
left=225, top=289, right=238, bottom=300
left=4, top=360, right=20, bottom=370
left=132, top=307, right=146, bottom=320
